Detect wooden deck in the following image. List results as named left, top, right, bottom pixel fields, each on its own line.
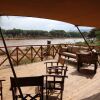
left=0, top=59, right=100, bottom=100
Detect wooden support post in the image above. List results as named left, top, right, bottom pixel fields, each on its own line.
left=53, top=45, right=55, bottom=59
left=41, top=45, right=43, bottom=61
left=0, top=27, right=23, bottom=98
left=31, top=46, right=33, bottom=62
left=47, top=41, right=51, bottom=56
left=16, top=46, right=19, bottom=66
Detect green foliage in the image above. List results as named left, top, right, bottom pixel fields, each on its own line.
left=95, top=31, right=100, bottom=40
left=94, top=41, right=100, bottom=46
left=1, top=28, right=84, bottom=39
left=87, top=28, right=100, bottom=41
left=75, top=39, right=100, bottom=46
left=87, top=28, right=96, bottom=38
left=2, top=29, right=49, bottom=38
left=68, top=32, right=81, bottom=37
left=49, top=30, right=66, bottom=37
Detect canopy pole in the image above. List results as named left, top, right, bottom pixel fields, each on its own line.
left=0, top=27, right=23, bottom=98
left=75, top=25, right=92, bottom=51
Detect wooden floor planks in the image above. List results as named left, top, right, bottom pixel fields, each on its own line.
left=0, top=60, right=100, bottom=100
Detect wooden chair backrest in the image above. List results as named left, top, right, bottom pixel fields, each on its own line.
left=77, top=52, right=98, bottom=63
left=10, top=76, right=44, bottom=100
left=58, top=57, right=66, bottom=66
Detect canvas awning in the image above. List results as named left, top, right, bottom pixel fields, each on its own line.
left=0, top=0, right=100, bottom=28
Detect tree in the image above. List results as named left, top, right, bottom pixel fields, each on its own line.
left=95, top=31, right=100, bottom=40
left=68, top=32, right=81, bottom=38
left=49, top=30, right=66, bottom=38
left=87, top=29, right=96, bottom=38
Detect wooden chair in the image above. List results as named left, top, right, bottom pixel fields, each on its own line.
left=45, top=56, right=67, bottom=75
left=77, top=52, right=98, bottom=73
left=0, top=80, right=5, bottom=100
left=10, top=76, right=44, bottom=100
left=45, top=67, right=68, bottom=100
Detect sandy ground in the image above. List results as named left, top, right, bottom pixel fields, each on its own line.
left=0, top=60, right=47, bottom=100
left=0, top=58, right=100, bottom=100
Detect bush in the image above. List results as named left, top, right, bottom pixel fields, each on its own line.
left=95, top=31, right=100, bottom=40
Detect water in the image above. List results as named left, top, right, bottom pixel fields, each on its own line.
left=0, top=38, right=84, bottom=47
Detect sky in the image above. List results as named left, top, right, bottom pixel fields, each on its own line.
left=0, top=16, right=94, bottom=32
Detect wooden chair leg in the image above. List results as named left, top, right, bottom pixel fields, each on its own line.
left=77, top=62, right=81, bottom=72
left=94, top=63, right=97, bottom=74
left=77, top=61, right=83, bottom=72
left=60, top=91, right=63, bottom=100
left=0, top=81, right=3, bottom=100
left=1, top=88, right=2, bottom=100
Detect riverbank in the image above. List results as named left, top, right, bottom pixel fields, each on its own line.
left=0, top=37, right=83, bottom=40
left=0, top=38, right=84, bottom=46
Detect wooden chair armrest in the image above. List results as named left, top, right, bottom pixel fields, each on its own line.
left=47, top=65, right=63, bottom=68
left=44, top=62, right=58, bottom=64
left=47, top=66, right=67, bottom=70
left=0, top=79, right=5, bottom=82
left=44, top=74, right=68, bottom=78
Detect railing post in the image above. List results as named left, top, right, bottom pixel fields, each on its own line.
left=47, top=41, right=51, bottom=56
left=53, top=45, right=55, bottom=59
left=16, top=46, right=19, bottom=66
left=41, top=45, right=43, bottom=61
left=31, top=46, right=33, bottom=62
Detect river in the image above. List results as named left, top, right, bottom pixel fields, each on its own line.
left=0, top=38, right=84, bottom=47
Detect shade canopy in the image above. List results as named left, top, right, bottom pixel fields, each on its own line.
left=0, top=0, right=100, bottom=28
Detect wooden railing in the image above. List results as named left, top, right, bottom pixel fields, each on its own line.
left=0, top=44, right=100, bottom=67
left=0, top=44, right=68, bottom=67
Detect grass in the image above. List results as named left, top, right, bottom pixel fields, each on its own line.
left=13, top=57, right=41, bottom=66
left=75, top=40, right=100, bottom=46
left=93, top=41, right=100, bottom=46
